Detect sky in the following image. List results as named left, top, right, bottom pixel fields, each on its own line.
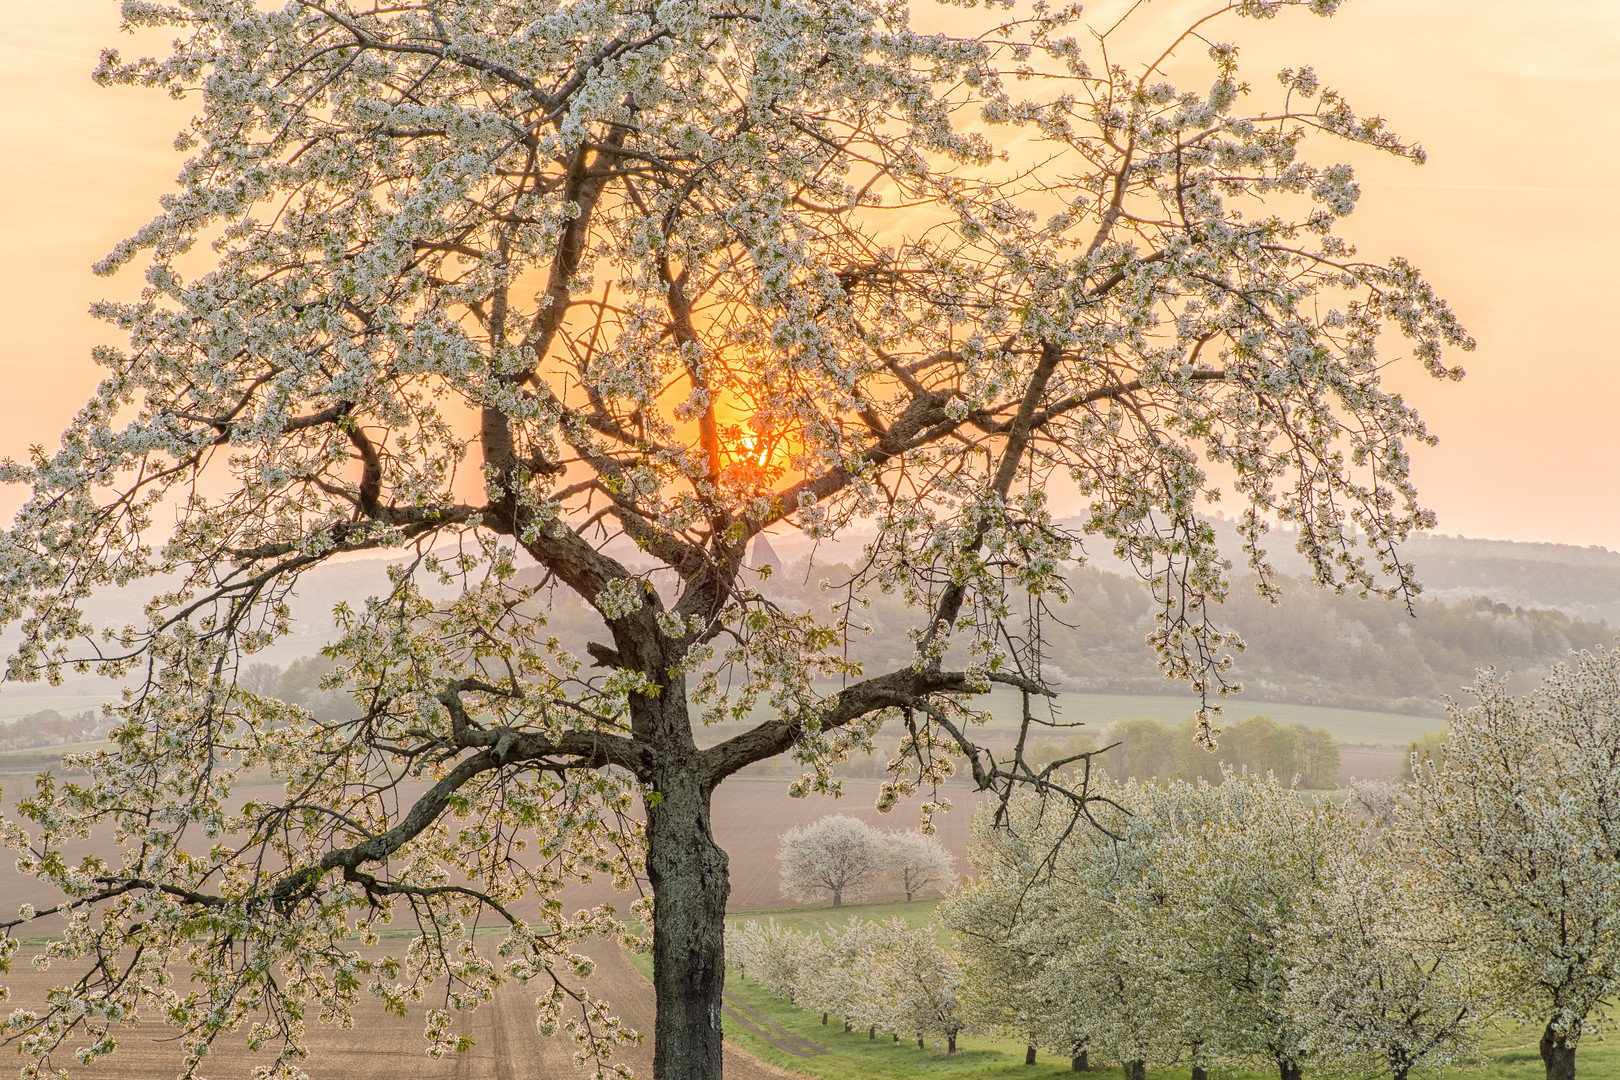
left=0, top=0, right=1617, bottom=549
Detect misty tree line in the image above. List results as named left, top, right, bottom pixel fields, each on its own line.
left=729, top=650, right=1620, bottom=1080
left=0, top=709, right=103, bottom=751
left=1078, top=714, right=1340, bottom=790
left=754, top=563, right=1616, bottom=717
left=246, top=560, right=1616, bottom=733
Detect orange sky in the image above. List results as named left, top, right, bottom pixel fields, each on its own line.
left=2, top=0, right=1617, bottom=548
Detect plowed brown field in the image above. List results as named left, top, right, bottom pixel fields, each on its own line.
left=0, top=778, right=981, bottom=915
left=1, top=940, right=802, bottom=1080
left=0, top=778, right=974, bottom=1079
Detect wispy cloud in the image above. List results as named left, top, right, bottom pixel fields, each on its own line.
left=0, top=42, right=95, bottom=67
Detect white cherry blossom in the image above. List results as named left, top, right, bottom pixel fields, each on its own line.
left=0, top=0, right=1468, bottom=1076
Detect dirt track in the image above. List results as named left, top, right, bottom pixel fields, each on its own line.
left=1, top=941, right=802, bottom=1080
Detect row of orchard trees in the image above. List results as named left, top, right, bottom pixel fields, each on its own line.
left=736, top=774, right=1465, bottom=1072
left=728, top=651, right=1620, bottom=1080
left=944, top=649, right=1620, bottom=1080
left=942, top=771, right=1474, bottom=1079
left=730, top=916, right=968, bottom=1054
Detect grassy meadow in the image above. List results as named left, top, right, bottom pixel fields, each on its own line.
left=958, top=689, right=1442, bottom=748
left=708, top=689, right=1443, bottom=750
left=698, top=900, right=1620, bottom=1080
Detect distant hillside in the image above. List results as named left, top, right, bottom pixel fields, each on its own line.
left=762, top=521, right=1620, bottom=625
left=1396, top=536, right=1620, bottom=624
left=6, top=528, right=1617, bottom=721
left=1179, top=521, right=1620, bottom=624
left=749, top=561, right=1616, bottom=720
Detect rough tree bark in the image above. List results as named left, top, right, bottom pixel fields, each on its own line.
left=645, top=751, right=730, bottom=1080
left=1541, top=1024, right=1577, bottom=1080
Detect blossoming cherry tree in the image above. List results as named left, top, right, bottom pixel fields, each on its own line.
left=0, top=0, right=1467, bottom=1077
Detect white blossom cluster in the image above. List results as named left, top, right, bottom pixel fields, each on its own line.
left=942, top=771, right=1479, bottom=1080
left=729, top=914, right=967, bottom=1053
left=0, top=0, right=1471, bottom=1073
left=1405, top=648, right=1620, bottom=1079
left=775, top=814, right=955, bottom=906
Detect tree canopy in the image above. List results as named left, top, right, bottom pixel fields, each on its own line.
left=1406, top=652, right=1620, bottom=1080
left=0, top=0, right=1468, bottom=1076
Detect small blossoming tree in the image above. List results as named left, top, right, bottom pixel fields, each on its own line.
left=939, top=800, right=1062, bottom=1064
left=0, top=0, right=1466, bottom=1076
left=777, top=814, right=887, bottom=907
left=1143, top=774, right=1353, bottom=1080
left=849, top=918, right=967, bottom=1053
left=884, top=829, right=956, bottom=902
left=1286, top=841, right=1479, bottom=1080
left=1406, top=652, right=1620, bottom=1080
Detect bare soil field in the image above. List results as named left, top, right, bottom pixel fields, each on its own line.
left=1, top=941, right=799, bottom=1080
left=0, top=778, right=973, bottom=1078
left=0, top=777, right=984, bottom=918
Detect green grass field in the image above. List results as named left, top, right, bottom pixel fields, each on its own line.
left=698, top=900, right=1620, bottom=1080
left=0, top=740, right=110, bottom=775
left=709, top=689, right=1443, bottom=750
left=0, top=690, right=113, bottom=722
left=966, top=689, right=1443, bottom=748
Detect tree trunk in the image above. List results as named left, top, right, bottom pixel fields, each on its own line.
left=894, top=1033, right=900, bottom=1044
left=832, top=887, right=842, bottom=907
left=1027, top=1044, right=1038, bottom=1065
left=822, top=1012, right=828, bottom=1026
left=870, top=1026, right=876, bottom=1040
left=1073, top=1051, right=1089, bottom=1072
left=1124, top=1060, right=1146, bottom=1080
left=948, top=1032, right=957, bottom=1054
left=645, top=763, right=730, bottom=1080
left=845, top=1019, right=851, bottom=1033
left=1192, top=1068, right=1208, bottom=1080
left=918, top=1035, right=925, bottom=1049
left=1541, top=1023, right=1578, bottom=1080
left=1279, top=1060, right=1303, bottom=1080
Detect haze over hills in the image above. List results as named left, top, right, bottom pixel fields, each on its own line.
left=3, top=527, right=1617, bottom=728
left=758, top=519, right=1620, bottom=625
left=1384, top=536, right=1620, bottom=624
